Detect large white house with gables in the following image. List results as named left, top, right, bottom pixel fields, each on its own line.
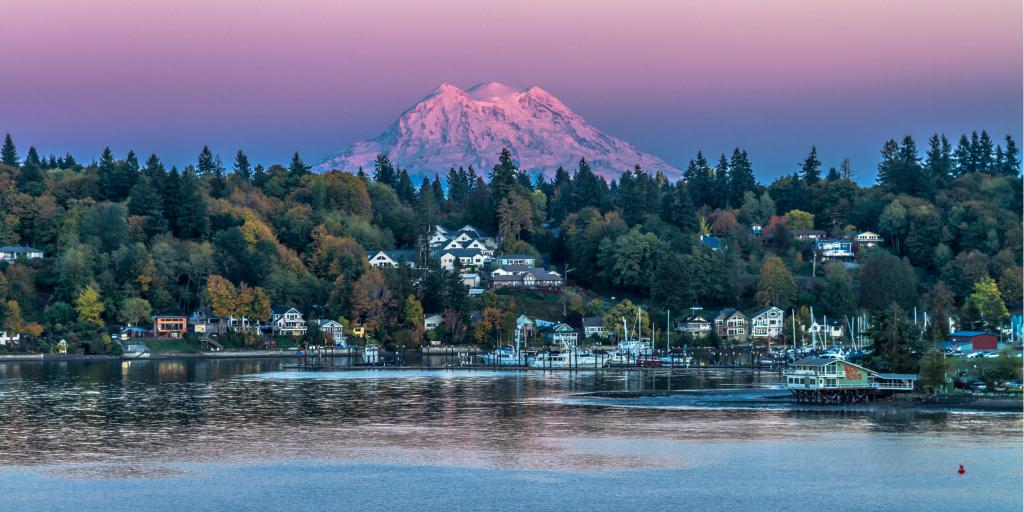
left=749, top=306, right=785, bottom=339
left=367, top=250, right=418, bottom=268
left=270, top=307, right=307, bottom=336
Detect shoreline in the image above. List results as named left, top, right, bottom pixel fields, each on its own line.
left=578, top=389, right=1024, bottom=412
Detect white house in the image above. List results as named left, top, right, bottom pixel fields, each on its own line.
left=497, top=254, right=536, bottom=267
left=815, top=239, right=854, bottom=261
left=0, top=246, right=44, bottom=262
left=749, top=306, right=785, bottom=339
left=853, top=231, right=882, bottom=247
left=423, top=314, right=443, bottom=331
left=489, top=268, right=563, bottom=289
left=436, top=249, right=488, bottom=270
left=0, top=331, right=20, bottom=346
left=582, top=317, right=606, bottom=339
left=367, top=250, right=418, bottom=268
left=311, top=319, right=346, bottom=343
left=543, top=323, right=578, bottom=346
left=271, top=307, right=307, bottom=336
left=461, top=273, right=481, bottom=288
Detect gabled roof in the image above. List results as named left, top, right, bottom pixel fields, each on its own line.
left=749, top=306, right=782, bottom=318
left=582, top=317, right=604, bottom=328
left=498, top=254, right=536, bottom=260
left=439, top=248, right=485, bottom=258
left=790, top=357, right=840, bottom=367
left=0, top=245, right=43, bottom=253
left=368, top=249, right=417, bottom=261
left=700, top=235, right=721, bottom=250
left=950, top=331, right=996, bottom=337
left=271, top=306, right=301, bottom=315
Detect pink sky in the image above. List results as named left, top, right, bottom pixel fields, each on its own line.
left=2, top=0, right=1021, bottom=179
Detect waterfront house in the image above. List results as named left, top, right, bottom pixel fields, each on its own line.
left=749, top=307, right=785, bottom=339
left=153, top=316, right=188, bottom=338
left=516, top=314, right=536, bottom=337
left=117, top=326, right=150, bottom=340
left=497, top=254, right=537, bottom=267
left=0, top=330, right=20, bottom=346
left=311, top=319, right=346, bottom=343
left=542, top=322, right=578, bottom=346
left=582, top=317, right=606, bottom=339
left=714, top=309, right=748, bottom=340
left=807, top=317, right=845, bottom=340
left=367, top=250, right=418, bottom=268
left=946, top=331, right=999, bottom=352
left=0, top=246, right=44, bottom=262
left=271, top=307, right=307, bottom=336
left=423, top=314, right=443, bottom=331
left=676, top=314, right=713, bottom=335
left=784, top=357, right=917, bottom=403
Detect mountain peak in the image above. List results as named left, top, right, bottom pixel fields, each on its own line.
left=315, top=83, right=680, bottom=179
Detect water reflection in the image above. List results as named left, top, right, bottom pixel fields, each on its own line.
left=0, top=359, right=1019, bottom=473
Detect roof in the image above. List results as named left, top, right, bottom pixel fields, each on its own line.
left=0, top=245, right=43, bottom=253
left=876, top=373, right=919, bottom=381
left=368, top=249, right=417, bottom=261
left=700, top=235, right=721, bottom=249
left=749, top=306, right=781, bottom=318
left=153, top=315, right=187, bottom=319
left=582, top=317, right=604, bottom=328
left=271, top=306, right=301, bottom=315
left=950, top=331, right=996, bottom=337
left=792, top=229, right=828, bottom=236
left=498, top=254, right=535, bottom=260
left=790, top=357, right=839, bottom=367
left=440, top=248, right=485, bottom=258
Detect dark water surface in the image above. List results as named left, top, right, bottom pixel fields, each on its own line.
left=0, top=359, right=1019, bottom=511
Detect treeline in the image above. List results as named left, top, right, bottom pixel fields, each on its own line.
left=0, top=132, right=1020, bottom=367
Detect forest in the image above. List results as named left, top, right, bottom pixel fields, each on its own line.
left=0, top=131, right=1020, bottom=369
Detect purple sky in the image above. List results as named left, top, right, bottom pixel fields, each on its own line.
left=2, top=0, right=1021, bottom=182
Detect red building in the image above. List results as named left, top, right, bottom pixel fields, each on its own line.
left=948, top=331, right=999, bottom=351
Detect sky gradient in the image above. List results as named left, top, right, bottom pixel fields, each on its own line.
left=2, top=0, right=1021, bottom=182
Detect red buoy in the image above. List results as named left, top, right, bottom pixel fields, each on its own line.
left=958, top=464, right=965, bottom=475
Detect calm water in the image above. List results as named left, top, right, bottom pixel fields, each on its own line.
left=0, top=359, right=1020, bottom=512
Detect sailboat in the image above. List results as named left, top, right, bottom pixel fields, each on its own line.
left=480, top=325, right=531, bottom=366
left=605, top=308, right=653, bottom=367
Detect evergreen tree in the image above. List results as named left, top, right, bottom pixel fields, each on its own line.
left=197, top=146, right=217, bottom=176
left=489, top=148, right=519, bottom=205
left=683, top=151, right=712, bottom=207
left=395, top=169, right=415, bottom=203
left=924, top=134, right=953, bottom=188
left=839, top=157, right=854, bottom=181
left=713, top=154, right=730, bottom=208
left=728, top=148, right=756, bottom=207
left=96, top=147, right=119, bottom=201
left=1001, top=135, right=1020, bottom=176
left=289, top=151, right=310, bottom=177
left=233, top=150, right=252, bottom=181
left=373, top=154, right=397, bottom=188
left=659, top=182, right=698, bottom=232
left=953, top=134, right=973, bottom=175
left=800, top=146, right=821, bottom=185
left=572, top=158, right=609, bottom=212
left=976, top=131, right=994, bottom=172
left=1, top=134, right=18, bottom=166
left=16, top=146, right=46, bottom=196
left=171, top=167, right=208, bottom=239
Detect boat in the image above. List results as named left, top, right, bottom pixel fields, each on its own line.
left=479, top=325, right=531, bottom=366
left=604, top=312, right=653, bottom=367
left=362, top=344, right=381, bottom=365
left=529, top=346, right=603, bottom=368
left=479, top=345, right=531, bottom=366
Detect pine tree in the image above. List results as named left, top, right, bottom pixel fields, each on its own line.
left=953, top=134, right=972, bottom=176
left=373, top=154, right=396, bottom=188
left=1, top=134, right=18, bottom=166
left=197, top=146, right=217, bottom=176
left=976, top=131, right=994, bottom=173
left=924, top=134, right=953, bottom=188
left=839, top=157, right=854, bottom=181
left=1001, top=135, right=1020, bottom=176
left=289, top=152, right=310, bottom=177
left=713, top=154, right=730, bottom=208
left=728, top=148, right=756, bottom=207
left=233, top=150, right=252, bottom=181
left=96, top=147, right=118, bottom=200
left=683, top=151, right=712, bottom=207
left=489, top=148, right=519, bottom=205
left=800, top=146, right=821, bottom=185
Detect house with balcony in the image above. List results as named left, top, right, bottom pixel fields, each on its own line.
left=542, top=322, right=578, bottom=346
left=815, top=239, right=854, bottom=261
left=713, top=309, right=748, bottom=340
left=496, top=254, right=537, bottom=267
left=311, top=319, right=346, bottom=343
left=435, top=248, right=489, bottom=270
left=676, top=314, right=713, bottom=336
left=852, top=231, right=883, bottom=247
left=784, top=357, right=917, bottom=403
left=749, top=306, right=785, bottom=339
left=153, top=316, right=188, bottom=338
left=490, top=267, right=563, bottom=289
left=270, top=307, right=307, bottom=337
left=582, top=317, right=606, bottom=339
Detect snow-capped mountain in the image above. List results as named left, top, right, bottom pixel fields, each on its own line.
left=314, top=82, right=680, bottom=180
